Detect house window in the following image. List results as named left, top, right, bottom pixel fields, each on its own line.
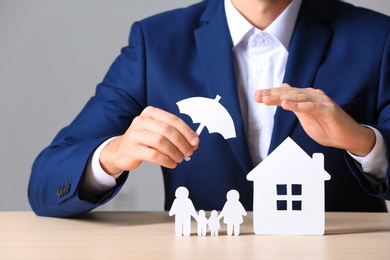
left=276, top=184, right=303, bottom=211
left=292, top=184, right=302, bottom=195
left=276, top=184, right=287, bottom=195
left=292, top=200, right=302, bottom=211
left=277, top=200, right=287, bottom=210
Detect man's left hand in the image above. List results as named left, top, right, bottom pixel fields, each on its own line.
left=254, top=83, right=375, bottom=156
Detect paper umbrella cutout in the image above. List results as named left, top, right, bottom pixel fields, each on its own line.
left=176, top=95, right=236, bottom=139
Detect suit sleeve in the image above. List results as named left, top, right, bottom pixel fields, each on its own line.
left=28, top=22, right=148, bottom=217
left=346, top=32, right=390, bottom=200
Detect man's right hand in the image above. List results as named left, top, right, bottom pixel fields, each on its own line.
left=99, top=106, right=199, bottom=175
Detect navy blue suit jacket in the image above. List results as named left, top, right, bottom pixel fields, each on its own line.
left=29, top=0, right=390, bottom=217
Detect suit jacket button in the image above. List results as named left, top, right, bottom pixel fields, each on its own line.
left=57, top=188, right=63, bottom=198
left=65, top=184, right=71, bottom=194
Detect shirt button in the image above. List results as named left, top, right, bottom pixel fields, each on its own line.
left=255, top=123, right=262, bottom=130
left=255, top=68, right=263, bottom=76
left=248, top=35, right=266, bottom=47
left=257, top=37, right=265, bottom=45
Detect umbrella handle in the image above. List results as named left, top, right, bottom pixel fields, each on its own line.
left=184, top=123, right=204, bottom=161
left=195, top=123, right=205, bottom=136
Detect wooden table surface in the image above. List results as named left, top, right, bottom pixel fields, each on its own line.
left=1, top=211, right=390, bottom=259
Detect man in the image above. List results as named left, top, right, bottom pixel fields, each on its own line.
left=28, top=0, right=390, bottom=217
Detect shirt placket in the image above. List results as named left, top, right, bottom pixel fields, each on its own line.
left=247, top=31, right=279, bottom=165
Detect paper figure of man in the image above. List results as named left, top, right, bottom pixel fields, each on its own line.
left=218, top=190, right=247, bottom=236
left=169, top=186, right=198, bottom=237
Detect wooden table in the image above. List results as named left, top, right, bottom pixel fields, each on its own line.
left=1, top=211, right=390, bottom=259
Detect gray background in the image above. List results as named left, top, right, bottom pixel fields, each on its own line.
left=1, top=0, right=390, bottom=212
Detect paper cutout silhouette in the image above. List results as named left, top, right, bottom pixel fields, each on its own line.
left=247, top=137, right=331, bottom=235
left=169, top=187, right=247, bottom=237
left=207, top=210, right=221, bottom=236
left=197, top=210, right=208, bottom=236
left=169, top=186, right=198, bottom=237
left=177, top=94, right=236, bottom=160
left=208, top=210, right=220, bottom=236
left=218, top=190, right=247, bottom=236
left=176, top=94, right=236, bottom=138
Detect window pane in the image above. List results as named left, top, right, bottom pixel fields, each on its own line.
left=276, top=184, right=287, bottom=195
left=292, top=184, right=302, bottom=195
left=277, top=200, right=287, bottom=210
left=292, top=201, right=302, bottom=211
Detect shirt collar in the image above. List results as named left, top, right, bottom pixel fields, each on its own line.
left=224, top=0, right=302, bottom=49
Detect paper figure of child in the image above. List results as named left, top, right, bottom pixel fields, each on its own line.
left=169, top=186, right=198, bottom=237
left=218, top=190, right=247, bottom=236
left=197, top=210, right=208, bottom=236
left=208, top=210, right=220, bottom=236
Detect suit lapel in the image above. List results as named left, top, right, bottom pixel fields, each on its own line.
left=194, top=0, right=253, bottom=173
left=269, top=0, right=333, bottom=153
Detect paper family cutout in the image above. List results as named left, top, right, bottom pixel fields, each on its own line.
left=169, top=187, right=247, bottom=237
left=173, top=94, right=330, bottom=236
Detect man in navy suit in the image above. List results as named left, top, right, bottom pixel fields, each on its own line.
left=29, top=0, right=390, bottom=217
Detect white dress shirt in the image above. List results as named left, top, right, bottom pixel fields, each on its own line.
left=226, top=0, right=301, bottom=165
left=81, top=0, right=388, bottom=195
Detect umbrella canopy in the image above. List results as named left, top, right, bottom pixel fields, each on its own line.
left=176, top=95, right=236, bottom=139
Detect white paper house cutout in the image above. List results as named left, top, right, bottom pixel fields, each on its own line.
left=247, top=137, right=331, bottom=235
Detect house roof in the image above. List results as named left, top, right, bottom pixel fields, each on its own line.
left=247, top=137, right=331, bottom=181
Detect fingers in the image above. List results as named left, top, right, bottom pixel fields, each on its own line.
left=253, top=84, right=372, bottom=154
left=254, top=84, right=333, bottom=114
left=130, top=116, right=193, bottom=163
left=142, top=106, right=199, bottom=148
left=140, top=107, right=199, bottom=163
left=106, top=106, right=199, bottom=171
left=124, top=127, right=184, bottom=168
